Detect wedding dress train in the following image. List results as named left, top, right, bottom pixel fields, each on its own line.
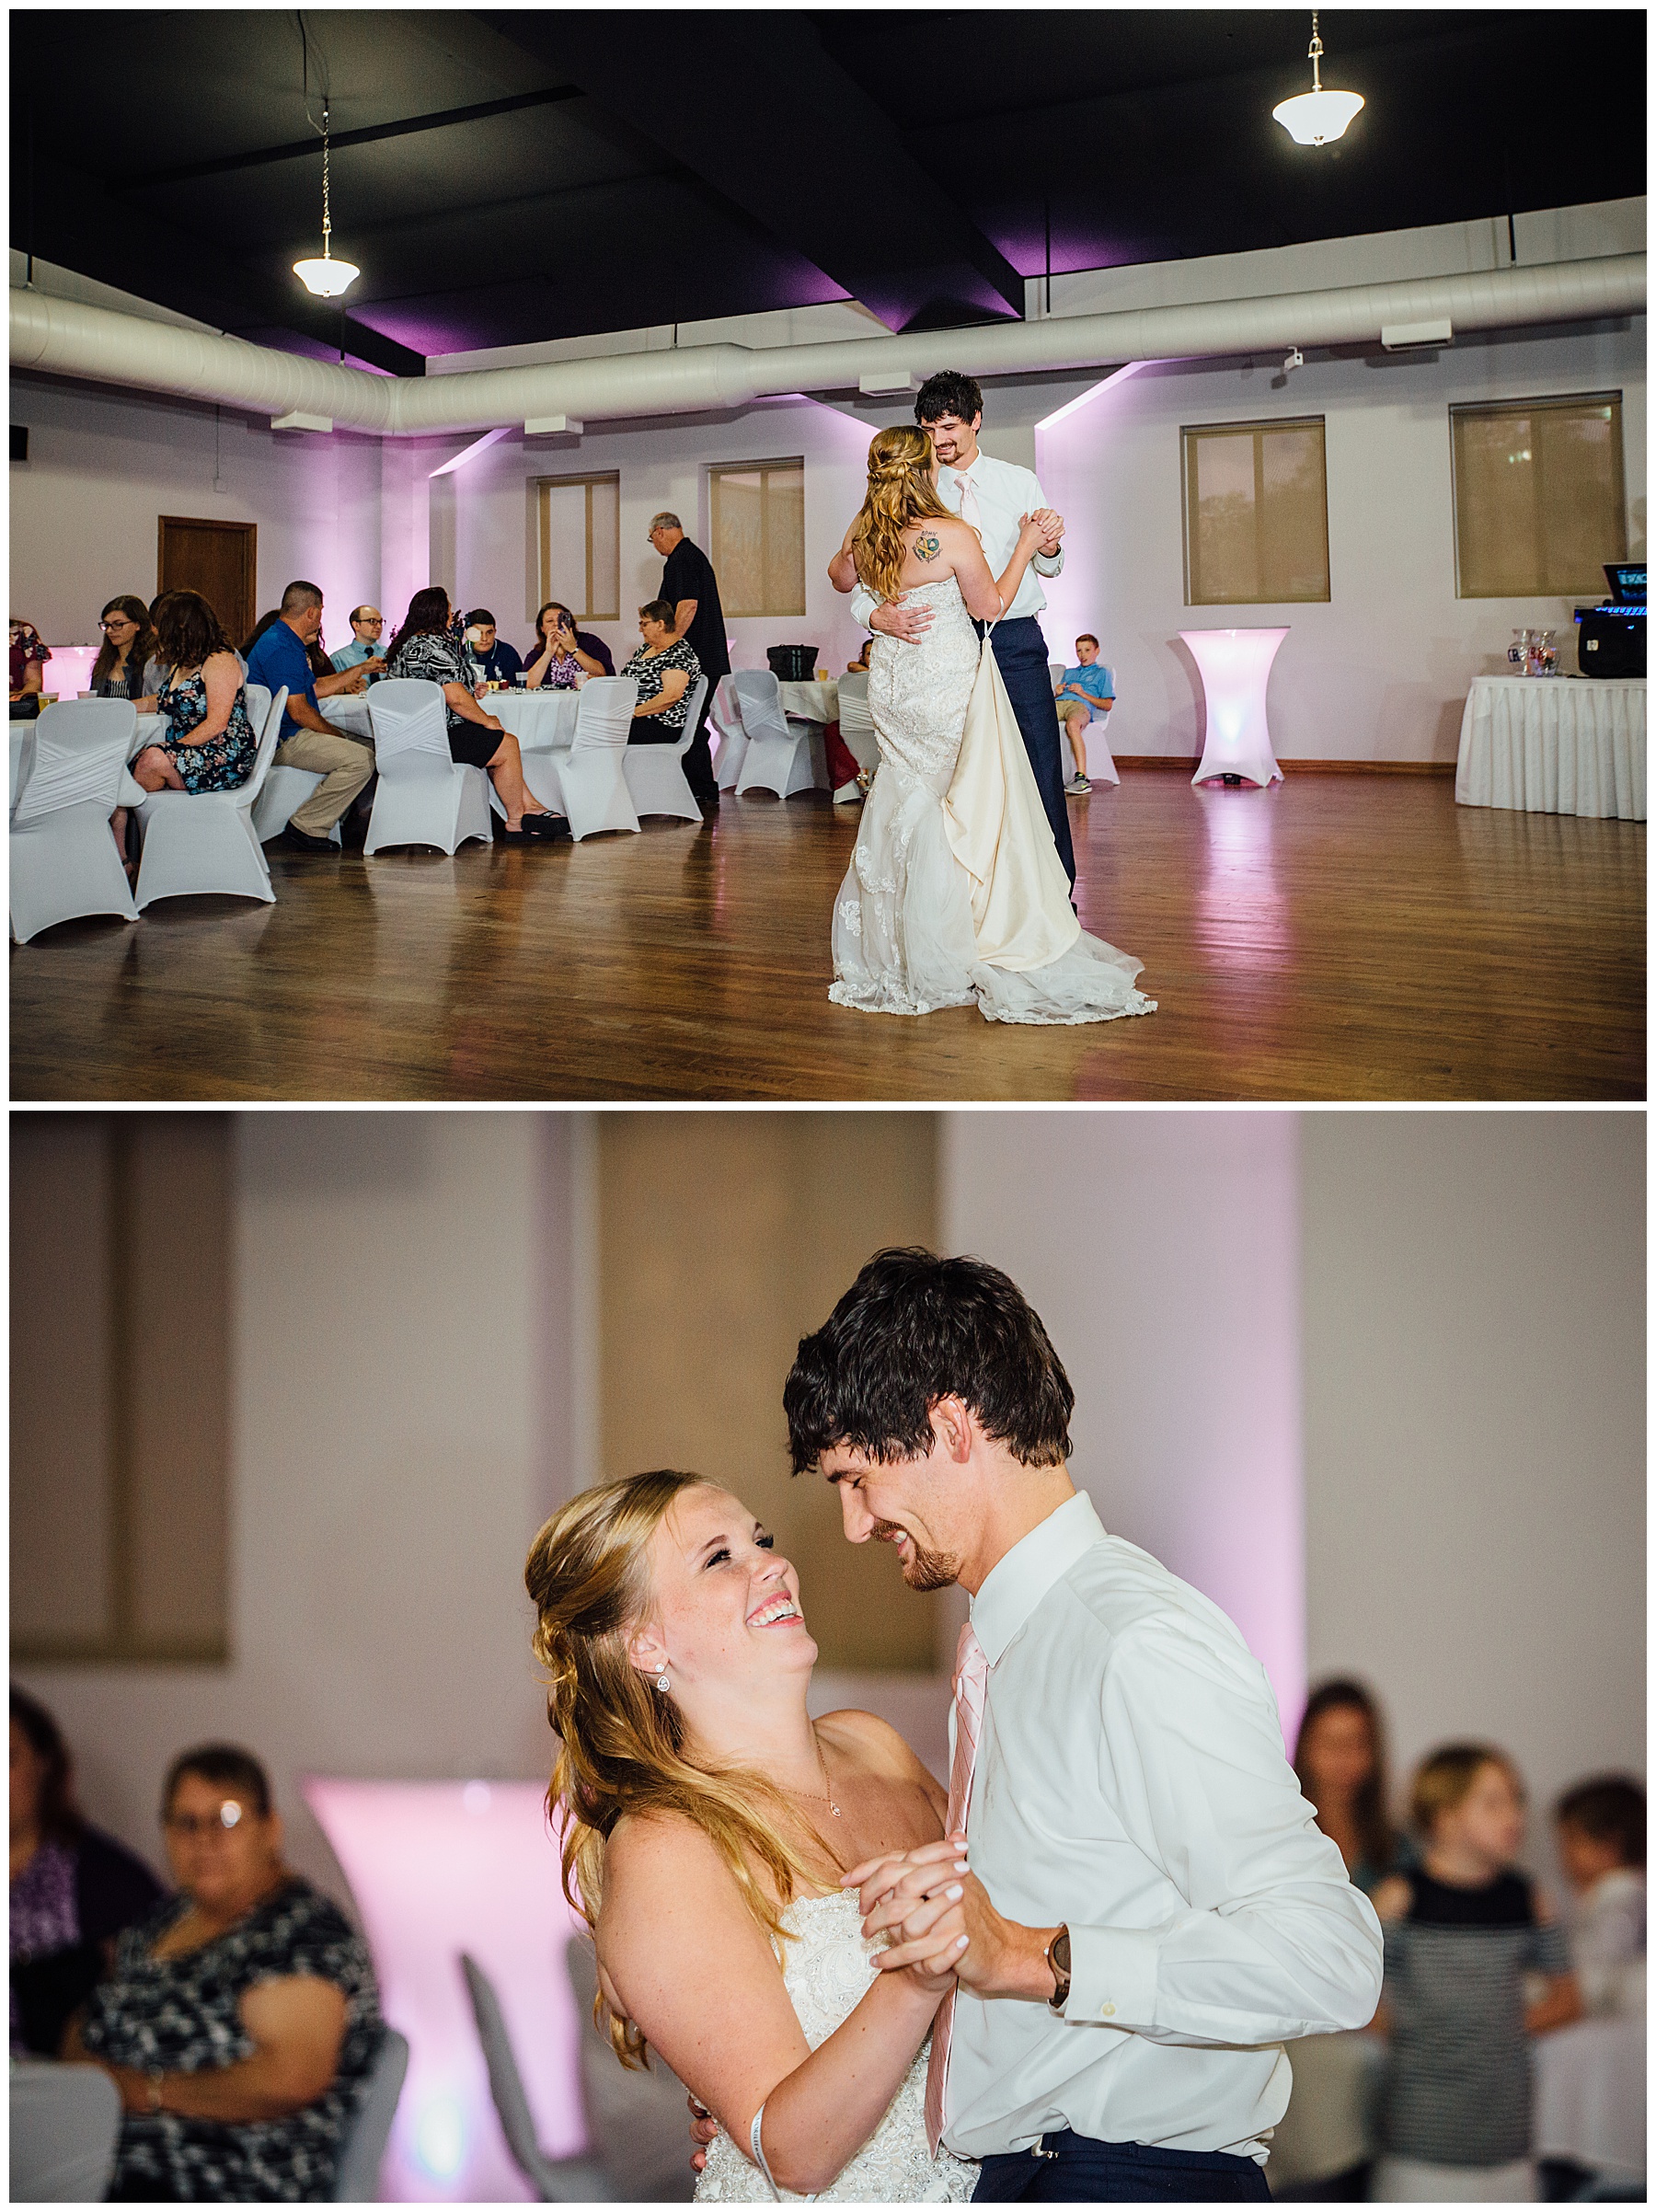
left=828, top=575, right=1156, bottom=1025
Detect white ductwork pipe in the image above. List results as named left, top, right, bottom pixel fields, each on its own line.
left=10, top=253, right=1644, bottom=438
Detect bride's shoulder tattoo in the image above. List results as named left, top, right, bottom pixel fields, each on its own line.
left=914, top=530, right=942, bottom=562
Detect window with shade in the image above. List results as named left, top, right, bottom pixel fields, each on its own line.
left=535, top=473, right=620, bottom=621
left=1182, top=418, right=1330, bottom=606
left=1450, top=394, right=1627, bottom=598
left=12, top=1113, right=232, bottom=1665
left=709, top=461, right=806, bottom=617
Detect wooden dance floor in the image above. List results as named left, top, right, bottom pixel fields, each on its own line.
left=9, top=774, right=1645, bottom=1101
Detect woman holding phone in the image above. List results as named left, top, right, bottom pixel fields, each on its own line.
left=523, top=601, right=609, bottom=689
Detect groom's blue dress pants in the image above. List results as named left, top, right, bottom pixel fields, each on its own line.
left=972, top=2130, right=1271, bottom=2202
left=976, top=615, right=1076, bottom=890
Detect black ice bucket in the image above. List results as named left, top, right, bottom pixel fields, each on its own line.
left=766, top=645, right=819, bottom=683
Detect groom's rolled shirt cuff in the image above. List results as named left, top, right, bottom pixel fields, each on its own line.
left=1062, top=1925, right=1159, bottom=2031
left=848, top=582, right=880, bottom=631
left=1031, top=549, right=1064, bottom=577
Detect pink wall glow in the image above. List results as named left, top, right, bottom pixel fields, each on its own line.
left=305, top=1779, right=587, bottom=2204
left=41, top=644, right=101, bottom=696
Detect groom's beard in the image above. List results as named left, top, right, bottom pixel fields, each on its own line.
left=871, top=1519, right=960, bottom=1592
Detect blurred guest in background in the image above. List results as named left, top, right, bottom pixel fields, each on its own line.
left=1294, top=1678, right=1402, bottom=1895
left=1370, top=1744, right=1581, bottom=2203
left=89, top=597, right=158, bottom=701
left=10, top=617, right=51, bottom=712
left=1056, top=635, right=1114, bottom=799
left=69, top=1743, right=384, bottom=2204
left=329, top=607, right=386, bottom=677
left=132, top=592, right=259, bottom=800
left=620, top=601, right=699, bottom=749
left=649, top=511, right=725, bottom=810
left=462, top=609, right=523, bottom=689
left=845, top=639, right=872, bottom=674
left=10, top=1688, right=166, bottom=2060
left=1554, top=1775, right=1644, bottom=2017
left=523, top=600, right=612, bottom=685
left=245, top=582, right=374, bottom=854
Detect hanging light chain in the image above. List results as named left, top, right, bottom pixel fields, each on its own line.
left=1307, top=12, right=1324, bottom=93
left=321, top=100, right=332, bottom=254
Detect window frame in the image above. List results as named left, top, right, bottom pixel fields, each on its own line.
left=1180, top=415, right=1331, bottom=608
left=707, top=456, right=807, bottom=619
left=1447, top=390, right=1627, bottom=600
left=535, top=471, right=621, bottom=623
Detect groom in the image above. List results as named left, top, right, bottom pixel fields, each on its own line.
left=836, top=372, right=1077, bottom=889
left=779, top=1248, right=1382, bottom=2202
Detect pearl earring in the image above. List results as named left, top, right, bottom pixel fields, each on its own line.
left=655, top=1671, right=671, bottom=1693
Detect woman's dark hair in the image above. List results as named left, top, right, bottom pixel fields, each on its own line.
left=1294, top=1677, right=1398, bottom=1877
left=914, top=370, right=983, bottom=426
left=10, top=1687, right=83, bottom=1843
left=785, top=1248, right=1075, bottom=1475
left=241, top=610, right=282, bottom=658
left=305, top=639, right=334, bottom=679
left=154, top=590, right=234, bottom=673
left=163, top=1743, right=273, bottom=1822
left=386, top=586, right=451, bottom=663
left=91, top=595, right=157, bottom=689
left=1556, top=1774, right=1645, bottom=1867
left=530, top=602, right=577, bottom=659
left=638, top=598, right=675, bottom=629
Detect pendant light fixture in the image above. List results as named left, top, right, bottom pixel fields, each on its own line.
left=293, top=99, right=359, bottom=297
left=1272, top=14, right=1364, bottom=147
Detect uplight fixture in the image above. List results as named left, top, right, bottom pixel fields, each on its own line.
left=293, top=100, right=360, bottom=298
left=1272, top=14, right=1364, bottom=147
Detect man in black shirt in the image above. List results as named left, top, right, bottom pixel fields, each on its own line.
left=650, top=511, right=727, bottom=810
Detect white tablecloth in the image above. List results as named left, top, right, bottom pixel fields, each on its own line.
left=489, top=689, right=580, bottom=748
left=777, top=678, right=839, bottom=724
left=1534, top=2011, right=1645, bottom=2182
left=1455, top=675, right=1646, bottom=820
left=319, top=692, right=374, bottom=742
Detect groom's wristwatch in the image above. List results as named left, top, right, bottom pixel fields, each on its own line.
left=1044, top=1925, right=1071, bottom=2013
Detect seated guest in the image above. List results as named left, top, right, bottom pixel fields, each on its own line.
left=244, top=582, right=375, bottom=854
left=620, top=599, right=700, bottom=745
left=1056, top=632, right=1114, bottom=797
left=11, top=1688, right=166, bottom=2060
left=1555, top=1775, right=1644, bottom=2017
left=523, top=600, right=612, bottom=686
left=89, top=598, right=157, bottom=700
left=385, top=587, right=569, bottom=841
left=462, top=609, right=523, bottom=688
left=10, top=618, right=51, bottom=714
left=131, top=591, right=259, bottom=801
left=845, top=639, right=871, bottom=674
left=68, top=1744, right=385, bottom=2204
left=328, top=606, right=386, bottom=677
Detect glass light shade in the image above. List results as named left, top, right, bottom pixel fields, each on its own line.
left=293, top=252, right=360, bottom=298
left=1272, top=87, right=1364, bottom=145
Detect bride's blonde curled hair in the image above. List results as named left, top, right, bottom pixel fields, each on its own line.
left=849, top=425, right=962, bottom=607
left=525, top=1469, right=816, bottom=2066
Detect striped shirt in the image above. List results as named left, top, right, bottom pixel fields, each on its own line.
left=1379, top=1867, right=1569, bottom=2166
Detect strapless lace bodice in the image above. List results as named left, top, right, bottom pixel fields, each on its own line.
left=693, top=1890, right=977, bottom=2203
left=865, top=576, right=983, bottom=792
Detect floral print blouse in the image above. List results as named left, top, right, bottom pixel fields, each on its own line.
left=155, top=666, right=258, bottom=794
left=385, top=627, right=471, bottom=728
left=619, top=639, right=701, bottom=729
left=80, top=1876, right=384, bottom=2203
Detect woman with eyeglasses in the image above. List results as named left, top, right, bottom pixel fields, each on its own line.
left=89, top=597, right=159, bottom=702
left=65, top=1744, right=385, bottom=2204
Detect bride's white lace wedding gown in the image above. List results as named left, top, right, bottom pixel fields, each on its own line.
left=829, top=574, right=1156, bottom=1025
left=693, top=1890, right=977, bottom=2204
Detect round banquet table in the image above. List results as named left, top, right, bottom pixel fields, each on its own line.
left=488, top=689, right=581, bottom=749
left=1181, top=628, right=1287, bottom=789
left=319, top=691, right=374, bottom=742
left=776, top=677, right=840, bottom=724
left=1534, top=2010, right=1645, bottom=2186
left=1455, top=674, right=1645, bottom=820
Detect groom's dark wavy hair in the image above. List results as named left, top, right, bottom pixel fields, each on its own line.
left=785, top=1248, right=1074, bottom=1474
left=914, top=370, right=983, bottom=425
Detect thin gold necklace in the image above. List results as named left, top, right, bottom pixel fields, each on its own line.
left=796, top=1728, right=842, bottom=1818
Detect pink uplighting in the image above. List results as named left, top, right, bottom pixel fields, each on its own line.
left=304, top=1779, right=588, bottom=2204
left=43, top=644, right=102, bottom=697
left=1181, top=627, right=1289, bottom=788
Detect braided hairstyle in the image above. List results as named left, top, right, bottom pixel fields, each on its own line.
left=525, top=1469, right=818, bottom=2066
left=848, top=425, right=965, bottom=606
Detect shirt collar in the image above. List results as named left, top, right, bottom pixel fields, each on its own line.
left=969, top=1490, right=1106, bottom=1666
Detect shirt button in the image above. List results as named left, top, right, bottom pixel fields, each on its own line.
left=1100, top=2002, right=1116, bottom=2017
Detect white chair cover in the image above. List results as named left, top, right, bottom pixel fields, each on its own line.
left=624, top=674, right=706, bottom=823
left=9, top=2059, right=122, bottom=2203
left=712, top=674, right=749, bottom=790
left=732, top=669, right=816, bottom=799
left=249, top=681, right=346, bottom=847
left=534, top=675, right=639, bottom=840
left=363, top=679, right=491, bottom=856
left=331, top=2029, right=409, bottom=2202
left=835, top=669, right=880, bottom=776
left=133, top=685, right=287, bottom=910
left=460, top=1953, right=613, bottom=2202
left=10, top=699, right=143, bottom=942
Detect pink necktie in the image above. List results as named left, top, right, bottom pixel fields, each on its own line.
left=955, top=468, right=982, bottom=529
left=925, top=1621, right=989, bottom=2156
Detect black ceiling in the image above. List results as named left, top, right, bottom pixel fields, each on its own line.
left=10, top=10, right=1646, bottom=376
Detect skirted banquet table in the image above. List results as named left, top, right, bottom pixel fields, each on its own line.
left=1455, top=675, right=1646, bottom=820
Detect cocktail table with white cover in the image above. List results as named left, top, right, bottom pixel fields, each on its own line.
left=1455, top=675, right=1646, bottom=820
left=1181, top=628, right=1288, bottom=788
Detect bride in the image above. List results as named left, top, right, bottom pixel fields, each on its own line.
left=826, top=428, right=1156, bottom=1026
left=525, top=1469, right=977, bottom=2203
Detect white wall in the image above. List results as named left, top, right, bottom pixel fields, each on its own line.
left=1302, top=1111, right=1645, bottom=1873
left=14, top=1112, right=573, bottom=1907
left=941, top=1111, right=1305, bottom=1725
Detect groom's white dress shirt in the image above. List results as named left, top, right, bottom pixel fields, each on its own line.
left=848, top=452, right=1064, bottom=631
left=941, top=1492, right=1383, bottom=2165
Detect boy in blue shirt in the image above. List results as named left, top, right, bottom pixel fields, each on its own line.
left=1056, top=633, right=1114, bottom=796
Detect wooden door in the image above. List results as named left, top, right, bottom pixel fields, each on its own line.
left=156, top=516, right=258, bottom=647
